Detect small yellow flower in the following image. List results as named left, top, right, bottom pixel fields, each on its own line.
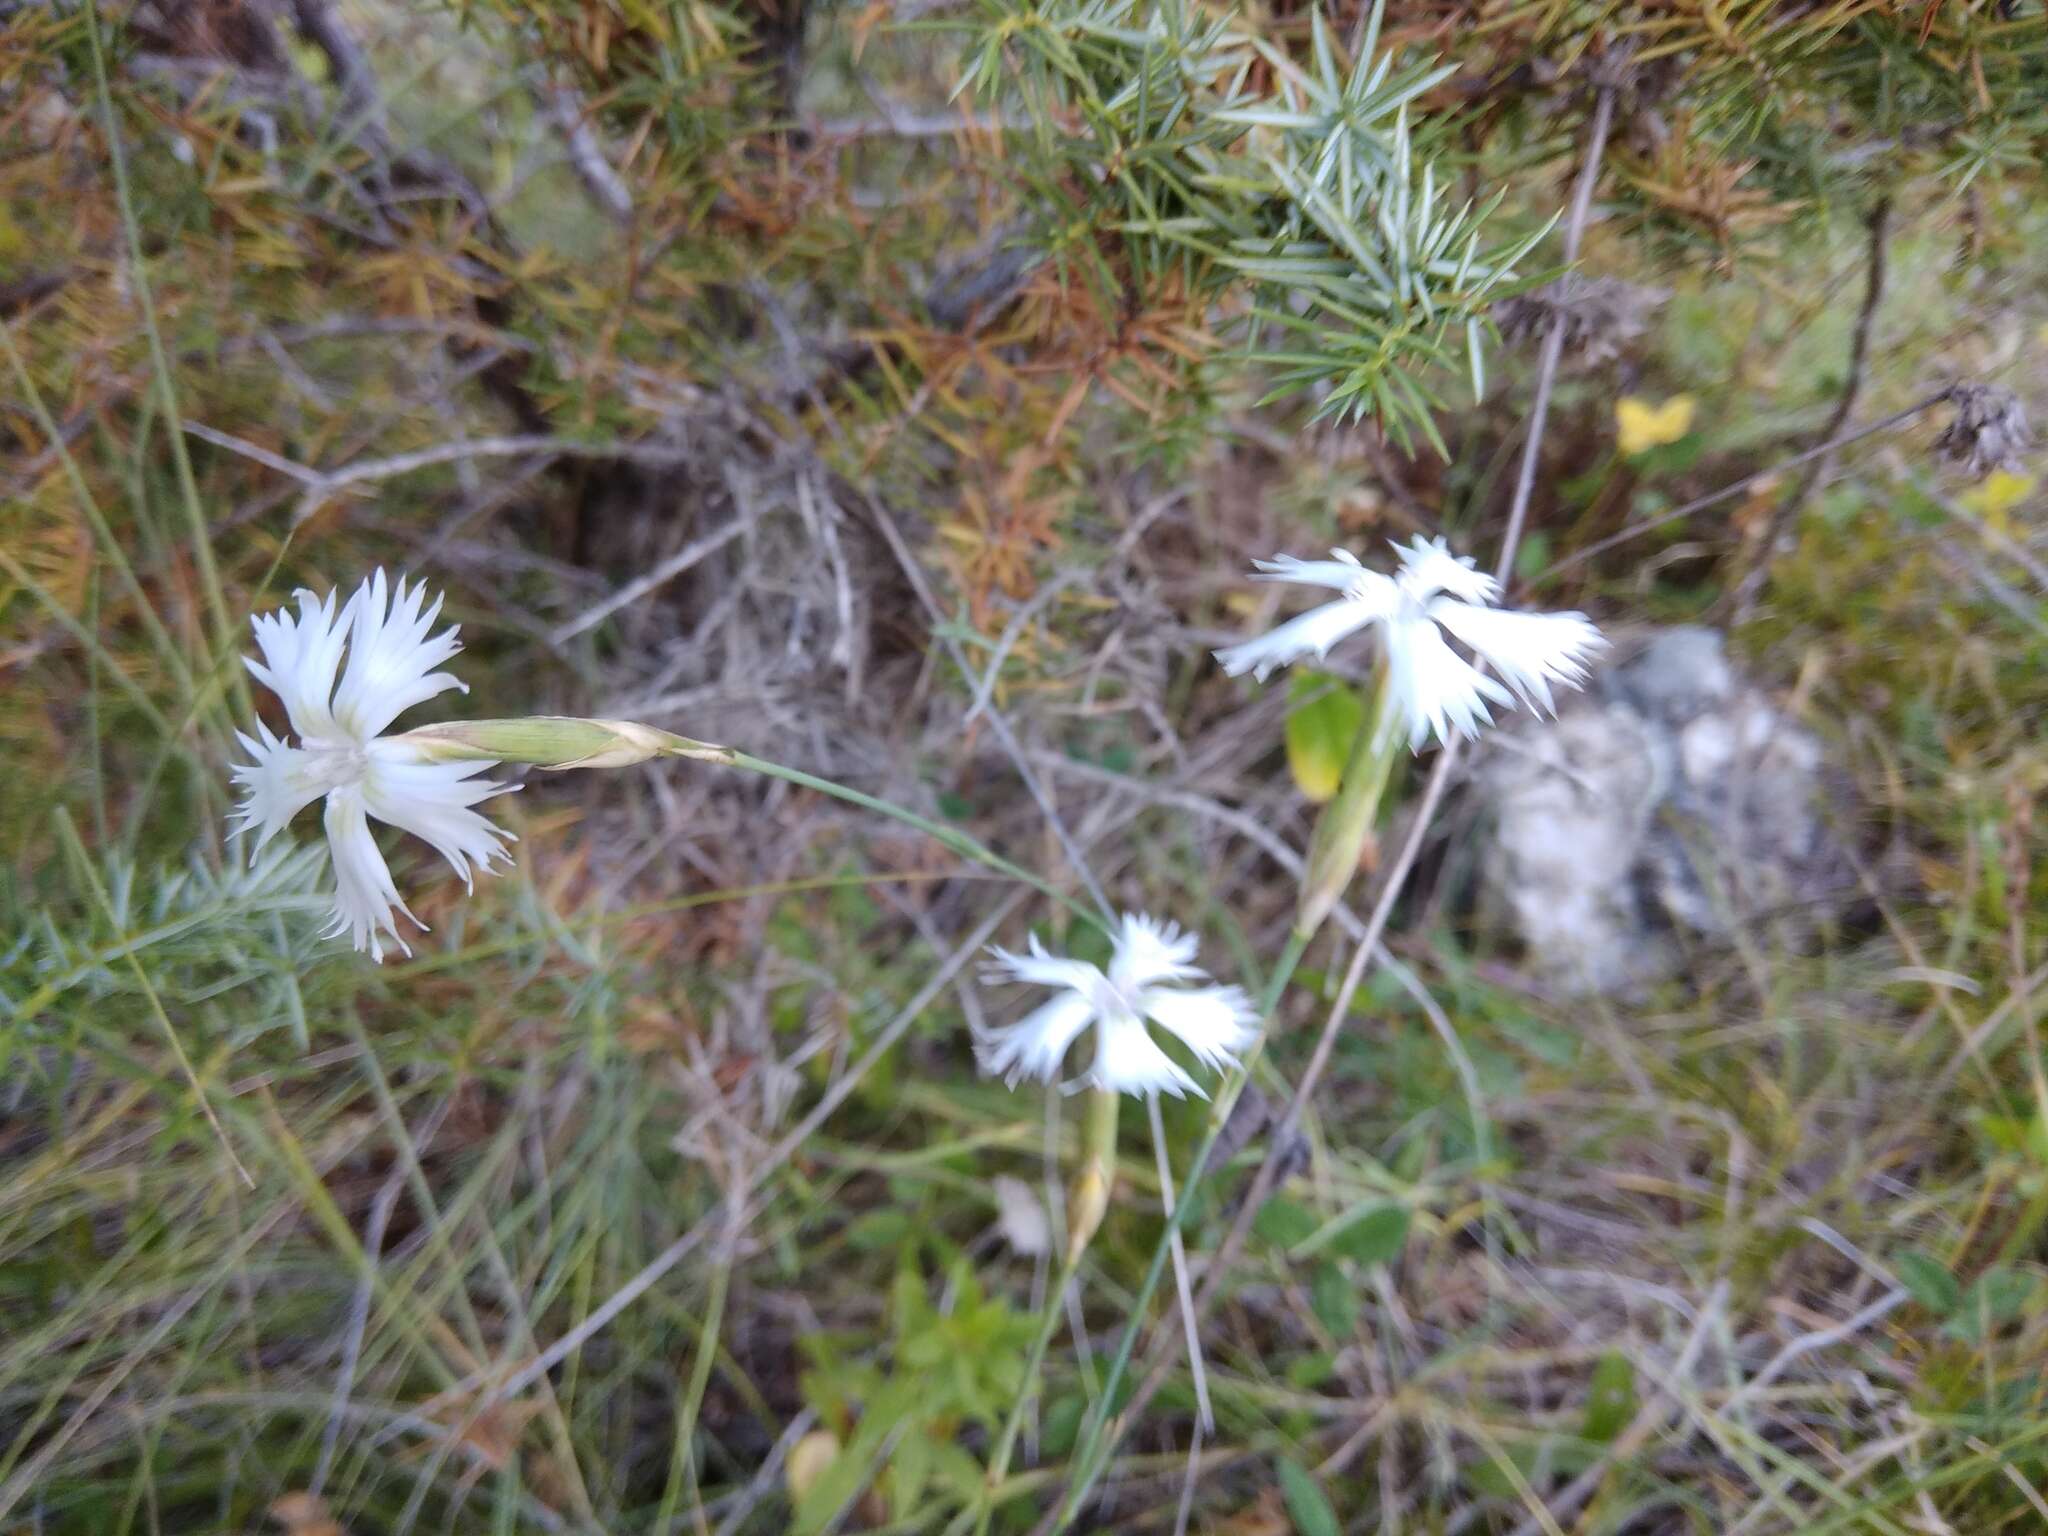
left=1959, top=469, right=2037, bottom=535
left=1616, top=394, right=1697, bottom=455
left=785, top=1430, right=843, bottom=1505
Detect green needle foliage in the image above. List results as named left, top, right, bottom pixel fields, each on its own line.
left=954, top=0, right=1545, bottom=447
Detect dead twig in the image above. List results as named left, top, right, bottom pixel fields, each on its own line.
left=533, top=72, right=633, bottom=224
left=1532, top=392, right=1954, bottom=588
left=1729, top=194, right=1892, bottom=619
left=180, top=423, right=690, bottom=525
left=549, top=519, right=751, bottom=645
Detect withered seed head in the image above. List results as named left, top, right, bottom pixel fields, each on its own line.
left=1493, top=275, right=1669, bottom=368
left=1934, top=383, right=2031, bottom=478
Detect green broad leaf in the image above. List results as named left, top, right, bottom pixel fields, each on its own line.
left=1513, top=530, right=1552, bottom=583
left=1277, top=1457, right=1341, bottom=1536
left=892, top=1269, right=933, bottom=1345
left=1040, top=1393, right=1086, bottom=1459
left=2026, top=1103, right=2048, bottom=1167
left=845, top=1210, right=911, bottom=1252
left=1894, top=1249, right=1961, bottom=1316
left=1492, top=1008, right=1580, bottom=1069
left=932, top=1441, right=985, bottom=1501
left=1581, top=1351, right=1637, bottom=1443
left=1311, top=1261, right=1355, bottom=1335
left=1977, top=1112, right=2033, bottom=1156
left=1285, top=1350, right=1339, bottom=1389
left=1253, top=1197, right=1321, bottom=1251
left=1388, top=1127, right=1432, bottom=1179
left=1284, top=673, right=1365, bottom=804
left=1944, top=1266, right=2039, bottom=1342
left=1327, top=1203, right=1410, bottom=1265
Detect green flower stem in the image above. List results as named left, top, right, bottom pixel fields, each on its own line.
left=390, top=716, right=1106, bottom=934
left=727, top=749, right=1103, bottom=933
left=1297, top=664, right=1400, bottom=942
left=1056, top=922, right=1312, bottom=1525
left=961, top=1253, right=1081, bottom=1536
left=655, top=1204, right=739, bottom=1531
left=968, top=1081, right=1118, bottom=1536
left=1052, top=667, right=1399, bottom=1518
left=401, top=710, right=1141, bottom=1532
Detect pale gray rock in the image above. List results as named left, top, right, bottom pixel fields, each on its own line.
left=1471, top=627, right=1856, bottom=995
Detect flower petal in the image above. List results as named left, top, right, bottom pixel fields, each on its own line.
left=1384, top=612, right=1512, bottom=750
left=1213, top=596, right=1383, bottom=682
left=975, top=991, right=1098, bottom=1088
left=330, top=570, right=468, bottom=742
left=1429, top=600, right=1605, bottom=715
left=1393, top=535, right=1499, bottom=605
left=362, top=738, right=517, bottom=889
left=1249, top=550, right=1387, bottom=594
left=1109, top=912, right=1202, bottom=992
left=984, top=934, right=1104, bottom=996
left=245, top=586, right=350, bottom=741
left=1087, top=1011, right=1201, bottom=1099
left=321, top=783, right=418, bottom=963
left=227, top=722, right=333, bottom=853
left=1141, top=984, right=1257, bottom=1074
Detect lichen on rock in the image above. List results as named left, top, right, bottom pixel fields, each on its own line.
left=1469, top=627, right=1859, bottom=995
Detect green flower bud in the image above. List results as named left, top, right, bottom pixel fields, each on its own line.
left=391, top=716, right=732, bottom=771
left=1296, top=667, right=1400, bottom=940
left=1066, top=1086, right=1121, bottom=1266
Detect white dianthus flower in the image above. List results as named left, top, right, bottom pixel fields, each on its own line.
left=977, top=913, right=1257, bottom=1100
left=230, top=572, right=514, bottom=962
left=1214, top=534, right=1605, bottom=749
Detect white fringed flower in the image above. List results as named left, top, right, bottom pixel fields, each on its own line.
left=229, top=572, right=515, bottom=962
left=977, top=913, right=1257, bottom=1099
left=1214, top=534, right=1605, bottom=749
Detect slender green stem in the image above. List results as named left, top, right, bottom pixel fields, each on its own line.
left=657, top=1206, right=738, bottom=1531
left=51, top=808, right=251, bottom=1187
left=725, top=749, right=1107, bottom=935
left=398, top=722, right=1105, bottom=936
left=1147, top=1091, right=1210, bottom=1433
left=1055, top=925, right=1312, bottom=1525
left=963, top=1256, right=1079, bottom=1536
left=0, top=548, right=173, bottom=737
left=1298, top=666, right=1399, bottom=936
left=0, top=320, right=195, bottom=704
left=83, top=0, right=248, bottom=720
left=724, top=733, right=1113, bottom=1512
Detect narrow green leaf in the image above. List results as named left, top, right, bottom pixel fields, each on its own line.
left=1327, top=1203, right=1410, bottom=1264
left=1253, top=1197, right=1321, bottom=1250
left=1581, top=1351, right=1637, bottom=1443
left=1277, top=1457, right=1341, bottom=1536
left=1311, top=1262, right=1355, bottom=1335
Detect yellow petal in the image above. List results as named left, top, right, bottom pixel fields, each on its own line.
left=1616, top=394, right=1697, bottom=455
left=1960, top=469, right=2036, bottom=525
